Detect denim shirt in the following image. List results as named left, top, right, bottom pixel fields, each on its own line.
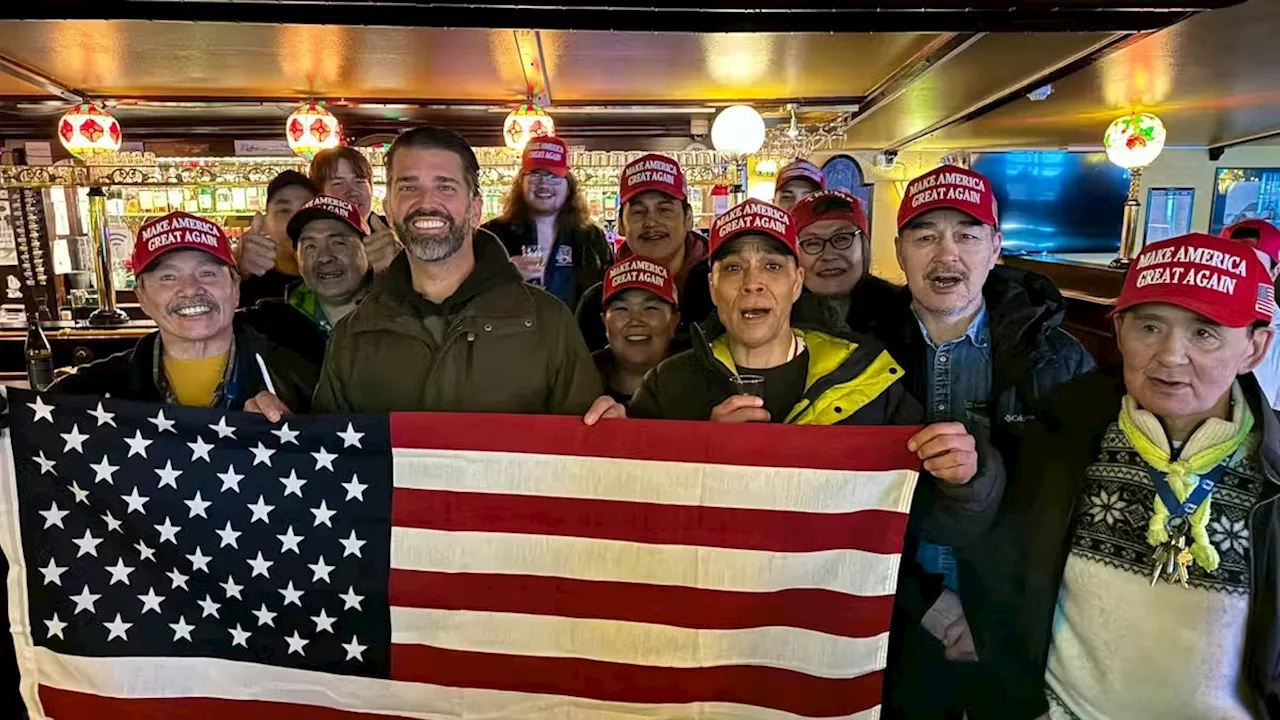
left=912, top=303, right=992, bottom=591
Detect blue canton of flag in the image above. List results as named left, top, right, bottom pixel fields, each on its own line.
left=8, top=389, right=392, bottom=677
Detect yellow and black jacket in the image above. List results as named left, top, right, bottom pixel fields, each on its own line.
left=629, top=294, right=922, bottom=427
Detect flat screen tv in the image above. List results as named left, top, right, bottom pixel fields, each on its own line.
left=969, top=151, right=1128, bottom=255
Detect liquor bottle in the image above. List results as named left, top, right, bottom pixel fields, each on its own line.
left=197, top=187, right=214, bottom=212
left=24, top=310, right=53, bottom=391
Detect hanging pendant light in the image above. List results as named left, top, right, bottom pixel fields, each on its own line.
left=58, top=103, right=123, bottom=159
left=710, top=105, right=766, bottom=156
left=286, top=102, right=342, bottom=160
left=503, top=103, right=555, bottom=151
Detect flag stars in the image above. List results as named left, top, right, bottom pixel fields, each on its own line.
left=87, top=401, right=117, bottom=427
left=121, top=486, right=150, bottom=515
left=39, top=501, right=68, bottom=529
left=44, top=614, right=67, bottom=640
left=246, top=551, right=274, bottom=579
left=247, top=496, right=275, bottom=524
left=70, top=585, right=101, bottom=615
left=104, top=614, right=133, bottom=642
left=105, top=558, right=135, bottom=586
left=308, top=556, right=335, bottom=584
left=339, top=586, right=365, bottom=611
left=216, top=521, right=242, bottom=549
left=209, top=415, right=236, bottom=439
left=339, top=530, right=366, bottom=558
left=35, top=451, right=56, bottom=475
left=279, top=581, right=304, bottom=607
left=285, top=630, right=309, bottom=656
left=101, top=510, right=123, bottom=533
left=89, top=455, right=119, bottom=484
left=250, top=442, right=276, bottom=467
left=217, top=464, right=244, bottom=493
left=123, top=430, right=152, bottom=458
left=28, top=396, right=55, bottom=423
left=186, top=546, right=212, bottom=573
left=336, top=422, right=365, bottom=448
left=68, top=481, right=89, bottom=505
left=134, top=539, right=156, bottom=562
left=310, top=500, right=336, bottom=528
left=197, top=594, right=222, bottom=619
left=72, top=528, right=103, bottom=557
left=148, top=408, right=176, bottom=433
left=137, top=587, right=165, bottom=614
left=61, top=424, right=89, bottom=454
left=341, top=474, right=367, bottom=502
left=187, top=436, right=214, bottom=463
left=276, top=525, right=304, bottom=554
left=38, top=558, right=67, bottom=586
left=311, top=608, right=336, bottom=634
left=251, top=604, right=277, bottom=627
left=184, top=491, right=211, bottom=519
left=228, top=624, right=251, bottom=647
left=155, top=460, right=183, bottom=489
left=154, top=517, right=181, bottom=544
left=312, top=446, right=337, bottom=472
left=220, top=575, right=244, bottom=601
left=279, top=470, right=307, bottom=498
left=166, top=568, right=190, bottom=591
left=342, top=636, right=367, bottom=662
left=169, top=616, right=195, bottom=642
left=271, top=423, right=300, bottom=445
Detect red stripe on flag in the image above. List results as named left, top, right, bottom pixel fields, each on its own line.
left=390, top=644, right=883, bottom=718
left=38, top=685, right=419, bottom=720
left=393, top=487, right=910, bottom=554
left=389, top=569, right=895, bottom=639
left=390, top=413, right=922, bottom=472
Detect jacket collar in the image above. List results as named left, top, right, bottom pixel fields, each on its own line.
left=371, top=228, right=522, bottom=318
left=982, top=264, right=1068, bottom=361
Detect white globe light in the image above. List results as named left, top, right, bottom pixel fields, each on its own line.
left=711, top=105, right=766, bottom=156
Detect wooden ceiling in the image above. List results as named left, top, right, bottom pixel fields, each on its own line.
left=0, top=0, right=1273, bottom=152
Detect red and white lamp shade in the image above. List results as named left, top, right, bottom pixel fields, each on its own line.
left=57, top=103, right=123, bottom=159
left=503, top=103, right=555, bottom=151
left=286, top=103, right=342, bottom=160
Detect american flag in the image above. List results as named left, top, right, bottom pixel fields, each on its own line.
left=1, top=389, right=919, bottom=719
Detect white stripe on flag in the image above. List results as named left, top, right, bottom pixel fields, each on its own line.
left=390, top=527, right=903, bottom=597
left=26, top=648, right=882, bottom=720
left=389, top=606, right=889, bottom=680
left=393, top=449, right=916, bottom=514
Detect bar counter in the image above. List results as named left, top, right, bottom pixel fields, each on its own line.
left=1001, top=253, right=1125, bottom=368
left=1, top=319, right=155, bottom=383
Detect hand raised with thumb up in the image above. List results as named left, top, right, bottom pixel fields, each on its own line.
left=237, top=212, right=276, bottom=278
left=364, top=214, right=402, bottom=273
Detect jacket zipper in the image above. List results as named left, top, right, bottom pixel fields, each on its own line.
left=465, top=331, right=476, bottom=381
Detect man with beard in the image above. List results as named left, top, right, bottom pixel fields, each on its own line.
left=860, top=165, right=1093, bottom=720
left=49, top=211, right=318, bottom=410
left=575, top=153, right=714, bottom=352
left=310, top=146, right=400, bottom=273
left=249, top=126, right=612, bottom=420
left=791, top=189, right=902, bottom=332
left=235, top=170, right=317, bottom=307
left=483, top=136, right=612, bottom=308
left=976, top=232, right=1280, bottom=720
left=772, top=159, right=824, bottom=212
left=594, top=257, right=680, bottom=403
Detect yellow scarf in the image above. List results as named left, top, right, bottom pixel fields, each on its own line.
left=1116, top=384, right=1253, bottom=574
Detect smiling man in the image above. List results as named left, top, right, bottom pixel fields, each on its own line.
left=978, top=232, right=1280, bottom=720
left=49, top=211, right=318, bottom=410
left=254, top=126, right=613, bottom=422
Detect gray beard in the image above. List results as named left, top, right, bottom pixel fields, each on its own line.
left=398, top=218, right=470, bottom=263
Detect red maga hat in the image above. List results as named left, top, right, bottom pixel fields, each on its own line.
left=790, top=190, right=868, bottom=236
left=287, top=195, right=370, bottom=246
left=602, top=257, right=678, bottom=307
left=619, top=153, right=687, bottom=205
left=1115, top=232, right=1275, bottom=327
left=897, top=165, right=998, bottom=230
left=522, top=137, right=570, bottom=178
left=710, top=199, right=798, bottom=260
left=128, top=211, right=236, bottom=273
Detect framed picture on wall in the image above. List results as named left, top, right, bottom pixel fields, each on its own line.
left=1144, top=188, right=1194, bottom=243
left=1210, top=167, right=1280, bottom=235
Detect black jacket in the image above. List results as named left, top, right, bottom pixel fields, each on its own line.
left=845, top=274, right=907, bottom=335
left=861, top=264, right=1095, bottom=467
left=239, top=300, right=330, bottom=368
left=971, top=370, right=1280, bottom=719
left=48, top=317, right=319, bottom=413
left=483, top=217, right=613, bottom=310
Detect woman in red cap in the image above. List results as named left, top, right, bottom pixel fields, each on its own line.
left=482, top=137, right=613, bottom=309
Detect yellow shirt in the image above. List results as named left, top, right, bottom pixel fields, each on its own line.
left=164, top=353, right=231, bottom=407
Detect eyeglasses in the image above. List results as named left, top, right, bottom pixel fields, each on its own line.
left=798, top=231, right=862, bottom=256
left=525, top=171, right=566, bottom=186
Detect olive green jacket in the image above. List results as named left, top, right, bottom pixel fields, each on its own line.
left=313, top=229, right=602, bottom=415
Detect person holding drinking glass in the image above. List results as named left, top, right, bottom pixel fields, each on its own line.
left=483, top=136, right=613, bottom=309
